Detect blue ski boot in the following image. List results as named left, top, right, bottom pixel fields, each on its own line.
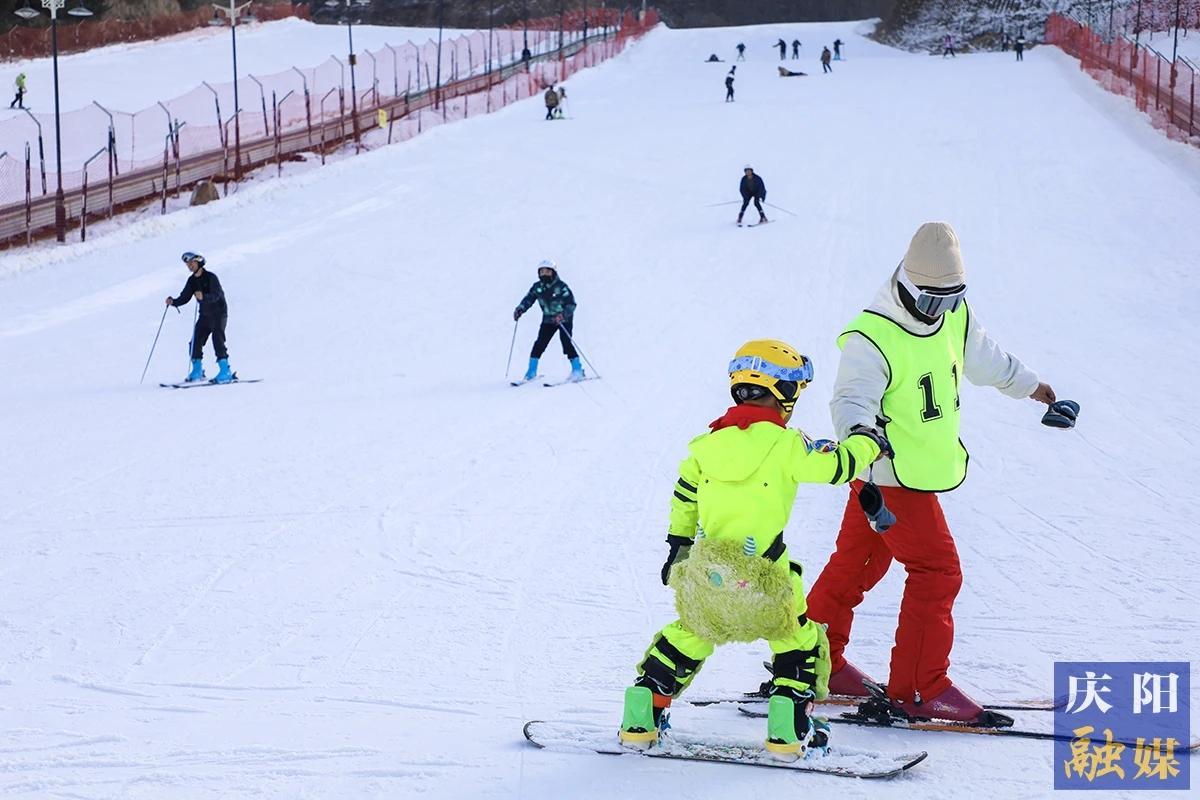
left=567, top=357, right=585, bottom=382
left=186, top=358, right=205, bottom=382
left=214, top=358, right=234, bottom=384
left=523, top=357, right=539, bottom=381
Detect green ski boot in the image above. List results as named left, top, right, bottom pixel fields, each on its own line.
left=765, top=692, right=823, bottom=761
left=619, top=686, right=660, bottom=749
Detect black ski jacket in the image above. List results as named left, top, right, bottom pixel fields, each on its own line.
left=739, top=174, right=766, bottom=201
left=171, top=269, right=227, bottom=318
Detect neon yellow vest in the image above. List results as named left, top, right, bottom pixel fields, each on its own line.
left=837, top=304, right=970, bottom=492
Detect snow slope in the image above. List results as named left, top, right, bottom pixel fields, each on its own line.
left=0, top=17, right=494, bottom=120
left=2, top=19, right=1200, bottom=799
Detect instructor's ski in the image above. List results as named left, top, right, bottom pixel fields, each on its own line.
left=735, top=707, right=1200, bottom=750
left=689, top=693, right=1061, bottom=712
left=523, top=720, right=927, bottom=779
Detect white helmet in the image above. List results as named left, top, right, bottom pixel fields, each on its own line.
left=743, top=164, right=754, bottom=171
left=536, top=258, right=558, bottom=272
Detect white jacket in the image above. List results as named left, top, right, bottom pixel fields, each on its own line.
left=830, top=274, right=1040, bottom=486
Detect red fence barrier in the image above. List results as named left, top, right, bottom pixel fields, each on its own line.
left=0, top=3, right=307, bottom=62
left=1046, top=13, right=1198, bottom=145
left=0, top=8, right=659, bottom=247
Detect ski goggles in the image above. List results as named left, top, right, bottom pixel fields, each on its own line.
left=727, top=355, right=814, bottom=385
left=896, top=266, right=966, bottom=318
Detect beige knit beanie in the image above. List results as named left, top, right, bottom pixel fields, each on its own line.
left=902, top=222, right=966, bottom=288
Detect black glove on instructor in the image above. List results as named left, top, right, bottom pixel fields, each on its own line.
left=661, top=535, right=693, bottom=585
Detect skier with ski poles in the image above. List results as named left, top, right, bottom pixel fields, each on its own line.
left=513, top=259, right=584, bottom=383
left=618, top=339, right=889, bottom=759
left=735, top=42, right=745, bottom=61
left=738, top=165, right=767, bottom=226
left=833, top=39, right=843, bottom=60
left=164, top=251, right=235, bottom=384
left=791, top=39, right=801, bottom=59
left=800, top=222, right=1066, bottom=726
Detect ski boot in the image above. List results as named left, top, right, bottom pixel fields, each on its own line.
left=619, top=686, right=668, bottom=750
left=758, top=212, right=769, bottom=224
left=891, top=684, right=1013, bottom=727
left=185, top=358, right=205, bottom=382
left=523, top=357, right=539, bottom=381
left=567, top=357, right=585, bottom=382
left=826, top=660, right=876, bottom=698
left=765, top=686, right=825, bottom=761
left=736, top=213, right=744, bottom=225
left=214, top=358, right=234, bottom=384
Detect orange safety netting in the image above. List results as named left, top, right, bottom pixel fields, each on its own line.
left=0, top=7, right=659, bottom=245
left=1046, top=13, right=1199, bottom=145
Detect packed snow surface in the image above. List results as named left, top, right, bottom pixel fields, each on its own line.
left=2, top=17, right=1199, bottom=800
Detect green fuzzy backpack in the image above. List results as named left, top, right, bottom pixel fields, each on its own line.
left=669, top=536, right=797, bottom=644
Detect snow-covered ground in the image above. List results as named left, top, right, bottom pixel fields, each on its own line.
left=0, top=17, right=501, bottom=119
left=2, top=18, right=1199, bottom=799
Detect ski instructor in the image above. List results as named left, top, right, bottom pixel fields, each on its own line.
left=165, top=251, right=234, bottom=384
left=738, top=165, right=767, bottom=226
left=803, top=222, right=1058, bottom=725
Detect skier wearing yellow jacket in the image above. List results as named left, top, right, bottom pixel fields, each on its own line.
left=619, top=339, right=890, bottom=759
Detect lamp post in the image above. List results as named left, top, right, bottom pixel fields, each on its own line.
left=435, top=0, right=444, bottom=107
left=325, top=0, right=370, bottom=150
left=14, top=0, right=92, bottom=243
left=1172, top=0, right=1182, bottom=63
left=209, top=0, right=256, bottom=181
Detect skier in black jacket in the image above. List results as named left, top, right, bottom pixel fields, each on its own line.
left=738, top=165, right=767, bottom=225
left=165, top=251, right=235, bottom=383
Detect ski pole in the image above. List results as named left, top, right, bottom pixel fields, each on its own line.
left=140, top=304, right=176, bottom=384
left=505, top=318, right=519, bottom=378
left=704, top=200, right=742, bottom=208
left=765, top=202, right=798, bottom=217
left=557, top=321, right=601, bottom=379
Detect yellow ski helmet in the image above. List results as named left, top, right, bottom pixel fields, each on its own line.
left=728, top=339, right=813, bottom=413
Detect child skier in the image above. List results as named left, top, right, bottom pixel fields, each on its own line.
left=9, top=72, right=26, bottom=109
left=164, top=251, right=234, bottom=383
left=618, top=340, right=888, bottom=760
left=738, top=165, right=767, bottom=225
left=513, top=259, right=583, bottom=382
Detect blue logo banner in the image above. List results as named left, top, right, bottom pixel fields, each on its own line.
left=1054, top=661, right=1190, bottom=790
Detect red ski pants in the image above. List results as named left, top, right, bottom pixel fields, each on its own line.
left=805, top=482, right=962, bottom=703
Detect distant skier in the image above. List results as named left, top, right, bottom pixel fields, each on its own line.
left=736, top=42, right=745, bottom=61
left=706, top=54, right=723, bottom=62
left=791, top=39, right=801, bottom=59
left=513, top=259, right=584, bottom=383
left=802, top=222, right=1062, bottom=726
left=556, top=86, right=567, bottom=118
left=833, top=38, right=843, bottom=60
left=1015, top=33, right=1026, bottom=61
left=775, top=38, right=787, bottom=60
left=943, top=33, right=956, bottom=57
left=725, top=67, right=735, bottom=102
left=821, top=46, right=833, bottom=73
left=543, top=85, right=559, bottom=120
left=616, top=339, right=887, bottom=757
left=164, top=252, right=234, bottom=384
left=738, top=165, right=767, bottom=225
left=9, top=72, right=26, bottom=109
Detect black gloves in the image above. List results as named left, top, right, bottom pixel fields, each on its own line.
left=857, top=481, right=896, bottom=533
left=661, top=535, right=693, bottom=586
left=1041, top=400, right=1080, bottom=429
left=849, top=424, right=894, bottom=459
